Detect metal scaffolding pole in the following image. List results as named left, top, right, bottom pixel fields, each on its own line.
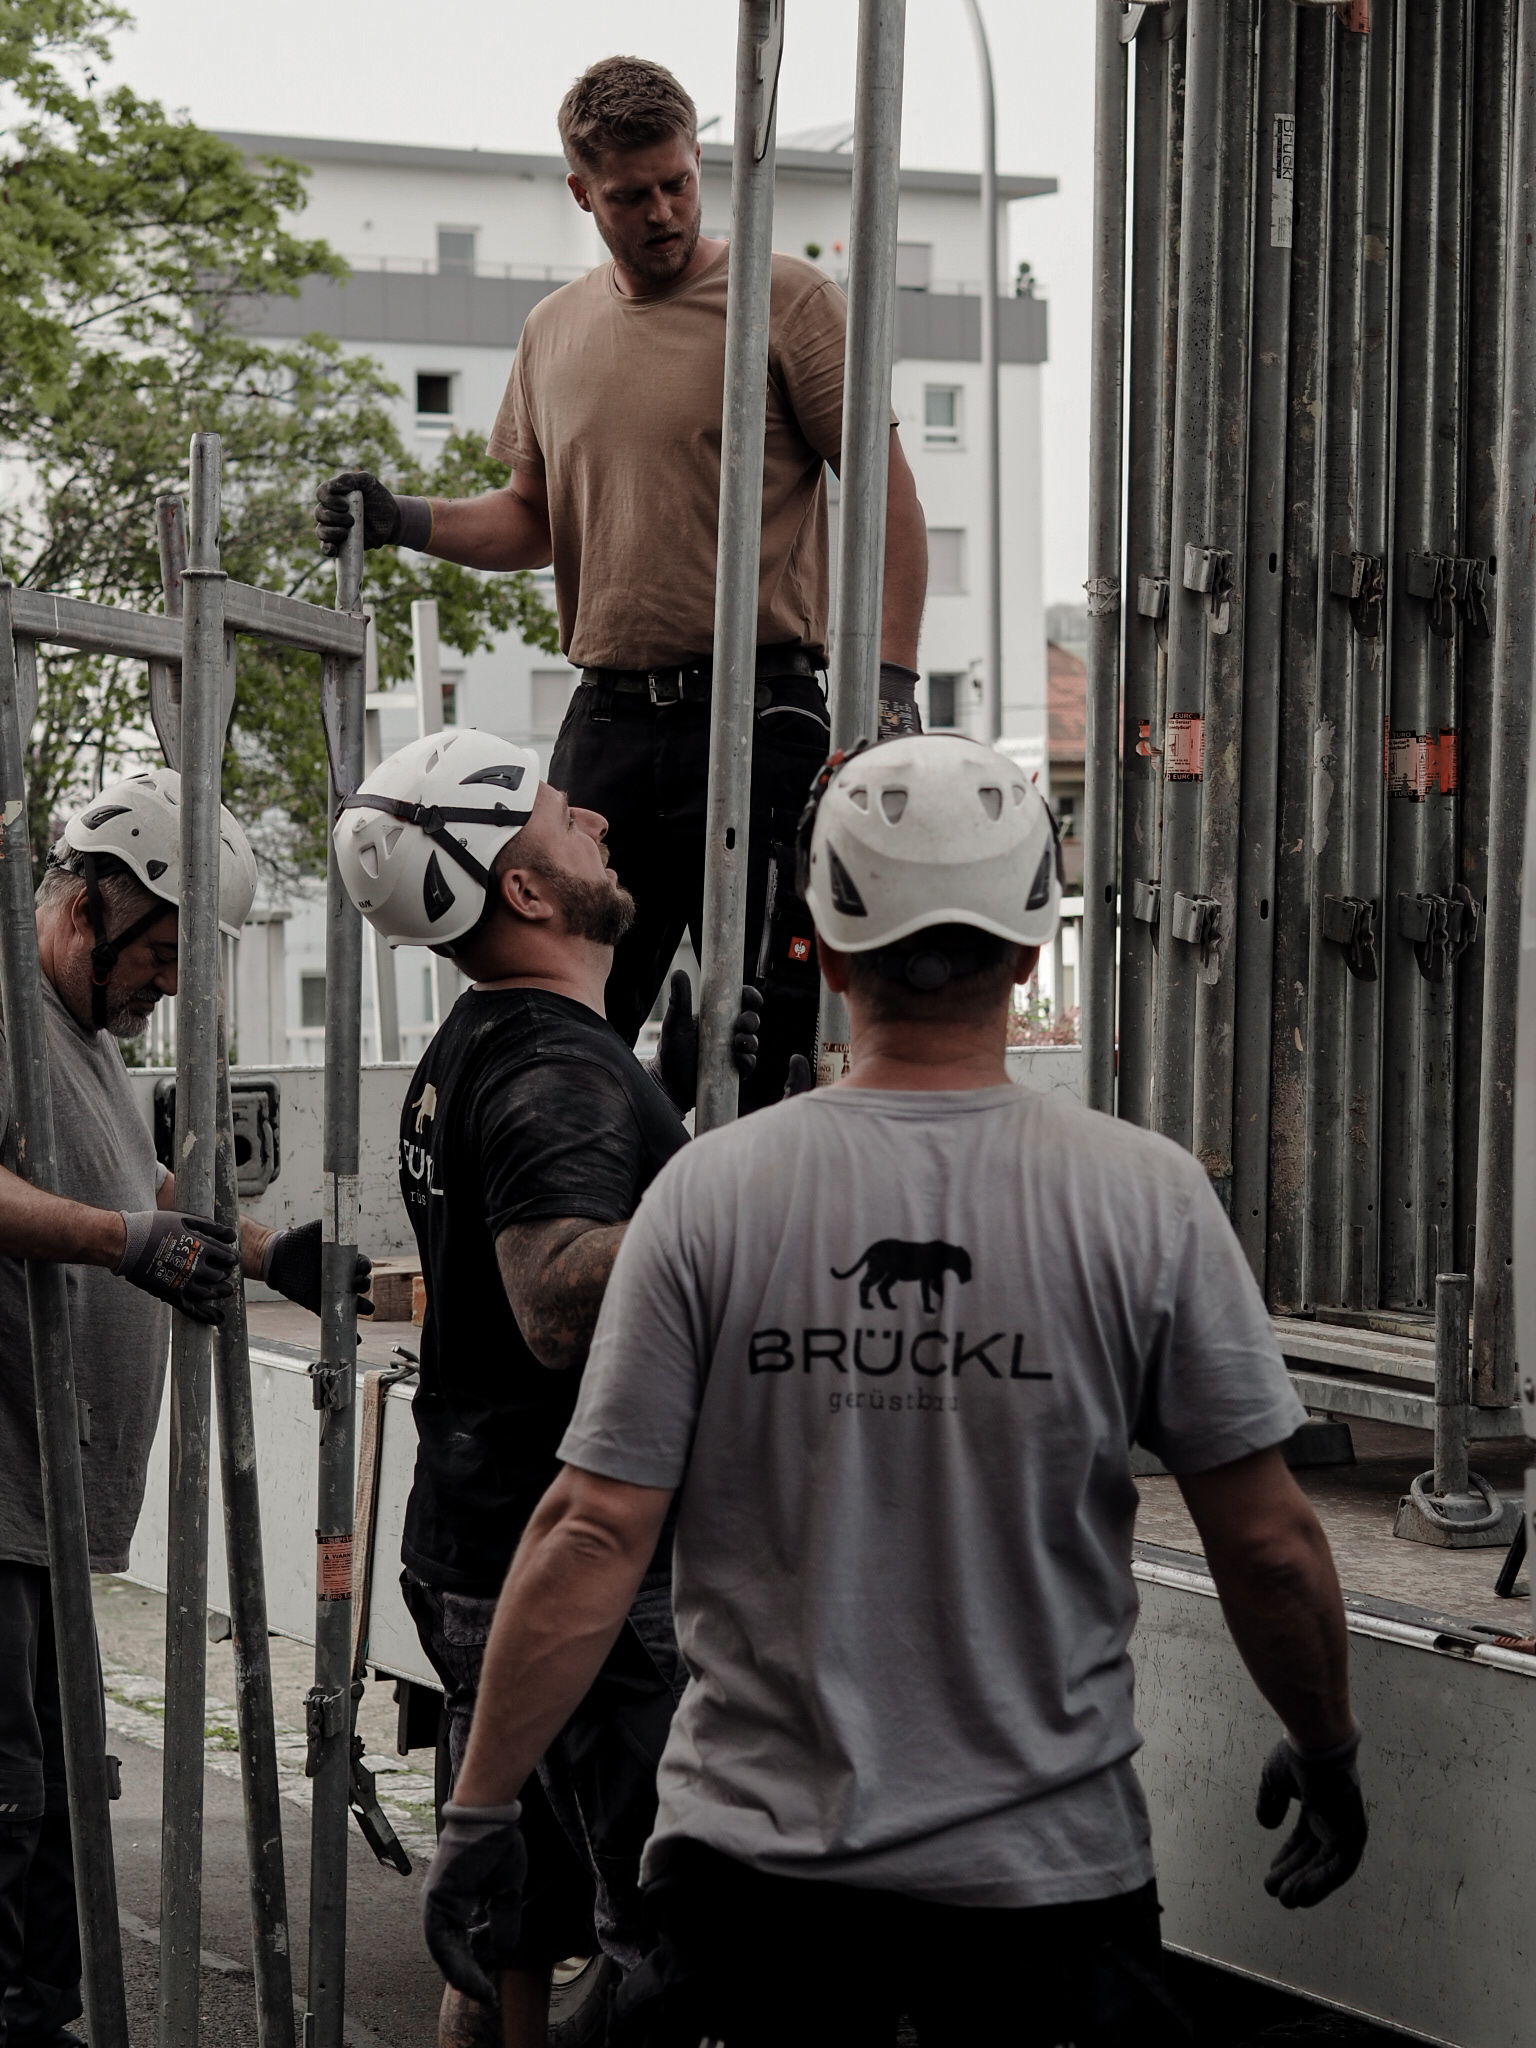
left=1476, top=0, right=1536, bottom=1406
left=150, top=486, right=294, bottom=2040
left=1230, top=0, right=1298, bottom=1281
left=0, top=594, right=130, bottom=2046
left=696, top=0, right=783, bottom=1135
left=1083, top=0, right=1129, bottom=1116
left=961, top=0, right=1002, bottom=744
left=817, top=0, right=907, bottom=1078
left=305, top=501, right=366, bottom=2048
left=159, top=432, right=228, bottom=2048
left=1118, top=5, right=1185, bottom=1133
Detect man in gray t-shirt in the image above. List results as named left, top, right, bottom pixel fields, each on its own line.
left=424, top=737, right=1368, bottom=2046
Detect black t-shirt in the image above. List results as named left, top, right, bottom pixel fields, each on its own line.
left=399, top=986, right=687, bottom=1590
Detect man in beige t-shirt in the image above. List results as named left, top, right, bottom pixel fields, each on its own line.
left=316, top=54, right=928, bottom=1110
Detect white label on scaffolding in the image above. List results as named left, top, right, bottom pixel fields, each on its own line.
left=323, top=1171, right=361, bottom=1246
left=1271, top=114, right=1296, bottom=249
left=1, top=800, right=20, bottom=829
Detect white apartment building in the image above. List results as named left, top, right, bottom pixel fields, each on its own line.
left=218, top=129, right=1055, bottom=1061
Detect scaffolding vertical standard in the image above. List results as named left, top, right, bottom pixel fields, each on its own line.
left=0, top=594, right=130, bottom=2047
left=817, top=0, right=907, bottom=1080
left=305, top=500, right=366, bottom=2048
left=1083, top=0, right=1129, bottom=1115
left=159, top=431, right=228, bottom=2048
left=696, top=0, right=782, bottom=1135
left=960, top=0, right=1002, bottom=746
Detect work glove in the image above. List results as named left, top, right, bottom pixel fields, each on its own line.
left=1256, top=1726, right=1368, bottom=1908
left=421, top=1800, right=528, bottom=2008
left=878, top=659, right=923, bottom=739
left=649, top=972, right=762, bottom=1113
left=260, top=1219, right=374, bottom=1318
left=116, top=1210, right=240, bottom=1327
left=783, top=1054, right=813, bottom=1098
left=314, top=471, right=434, bottom=556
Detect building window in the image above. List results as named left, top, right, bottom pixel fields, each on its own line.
left=1055, top=792, right=1077, bottom=839
left=440, top=676, right=460, bottom=726
left=927, top=673, right=964, bottom=729
left=531, top=668, right=578, bottom=743
left=923, top=385, right=962, bottom=448
left=300, top=972, right=326, bottom=1030
left=436, top=227, right=477, bottom=274
left=926, top=529, right=966, bottom=596
left=416, top=372, right=453, bottom=419
left=896, top=241, right=932, bottom=291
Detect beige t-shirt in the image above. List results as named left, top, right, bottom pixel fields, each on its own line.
left=487, top=246, right=848, bottom=669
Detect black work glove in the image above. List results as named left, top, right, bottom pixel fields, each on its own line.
left=421, top=1800, right=528, bottom=2008
left=878, top=660, right=923, bottom=738
left=649, top=971, right=762, bottom=1112
left=1256, top=1727, right=1368, bottom=1908
left=783, top=1054, right=813, bottom=1098
left=116, top=1210, right=240, bottom=1327
left=261, top=1218, right=374, bottom=1317
left=314, top=470, right=433, bottom=556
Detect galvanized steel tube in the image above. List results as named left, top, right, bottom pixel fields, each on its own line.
left=306, top=503, right=366, bottom=2048
left=1475, top=0, right=1536, bottom=1406
left=1433, top=1271, right=1470, bottom=1499
left=819, top=0, right=906, bottom=1076
left=1230, top=0, right=1297, bottom=1282
left=159, top=431, right=227, bottom=2048
left=697, top=0, right=782, bottom=1135
left=1083, top=0, right=1129, bottom=1116
left=0, top=594, right=129, bottom=2046
left=961, top=0, right=1002, bottom=745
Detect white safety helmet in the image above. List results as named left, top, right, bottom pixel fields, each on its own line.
left=54, top=767, right=259, bottom=1029
left=334, top=728, right=540, bottom=948
left=800, top=734, right=1062, bottom=970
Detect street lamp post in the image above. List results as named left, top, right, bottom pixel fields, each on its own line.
left=961, top=0, right=1003, bottom=743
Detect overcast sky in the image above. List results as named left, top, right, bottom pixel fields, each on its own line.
left=103, top=1, right=1095, bottom=610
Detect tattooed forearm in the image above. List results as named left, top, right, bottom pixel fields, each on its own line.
left=495, top=1217, right=628, bottom=1371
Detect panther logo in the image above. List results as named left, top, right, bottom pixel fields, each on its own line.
left=411, top=1083, right=438, bottom=1134
left=831, top=1240, right=973, bottom=1313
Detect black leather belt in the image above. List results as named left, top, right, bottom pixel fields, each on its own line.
left=580, top=645, right=822, bottom=706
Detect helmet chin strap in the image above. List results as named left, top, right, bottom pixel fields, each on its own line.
left=80, top=853, right=172, bottom=1033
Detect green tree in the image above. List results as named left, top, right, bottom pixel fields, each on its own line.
left=2, top=0, right=558, bottom=876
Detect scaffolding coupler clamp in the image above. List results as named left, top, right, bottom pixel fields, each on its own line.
left=1169, top=891, right=1221, bottom=970
left=1404, top=552, right=1493, bottom=640
left=1136, top=573, right=1171, bottom=651
left=1321, top=893, right=1379, bottom=981
left=1131, top=878, right=1162, bottom=929
left=1329, top=551, right=1385, bottom=639
left=309, top=1359, right=351, bottom=1413
left=304, top=1685, right=348, bottom=1777
left=1398, top=884, right=1479, bottom=984
left=1182, top=544, right=1234, bottom=635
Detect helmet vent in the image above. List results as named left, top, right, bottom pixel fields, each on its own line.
left=460, top=763, right=527, bottom=792
left=827, top=844, right=868, bottom=917
left=422, top=850, right=456, bottom=924
left=80, top=805, right=131, bottom=830
left=385, top=826, right=404, bottom=855
left=359, top=845, right=380, bottom=880
left=978, top=786, right=1003, bottom=820
left=146, top=859, right=168, bottom=880
left=424, top=748, right=440, bottom=776
left=1012, top=784, right=1027, bottom=806
left=879, top=789, right=908, bottom=824
left=849, top=787, right=869, bottom=811
left=1025, top=845, right=1054, bottom=912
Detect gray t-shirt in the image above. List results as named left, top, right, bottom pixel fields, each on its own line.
left=560, top=1083, right=1306, bottom=1908
left=0, top=981, right=170, bottom=1572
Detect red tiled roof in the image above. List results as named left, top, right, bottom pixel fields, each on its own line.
left=1049, top=641, right=1086, bottom=763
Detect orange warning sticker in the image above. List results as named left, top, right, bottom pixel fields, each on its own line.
left=788, top=936, right=811, bottom=963
left=1166, top=712, right=1205, bottom=782
left=1387, top=728, right=1457, bottom=801
left=316, top=1534, right=353, bottom=1602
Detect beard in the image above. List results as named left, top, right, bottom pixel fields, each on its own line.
left=606, top=206, right=702, bottom=286
left=543, top=868, right=636, bottom=948
left=105, top=984, right=163, bottom=1039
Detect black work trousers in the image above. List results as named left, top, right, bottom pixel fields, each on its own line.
left=549, top=668, right=833, bottom=1112
left=0, top=1565, right=83, bottom=2047
left=611, top=1841, right=1187, bottom=2048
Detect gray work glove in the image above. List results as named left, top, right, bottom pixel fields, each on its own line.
left=1256, top=1726, right=1368, bottom=1908
left=421, top=1800, right=528, bottom=2008
left=783, top=1054, right=813, bottom=1098
left=116, top=1209, right=240, bottom=1326
left=260, top=1219, right=373, bottom=1318
left=649, top=971, right=762, bottom=1113
left=314, top=470, right=433, bottom=556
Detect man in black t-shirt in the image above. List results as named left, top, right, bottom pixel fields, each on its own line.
left=337, top=728, right=766, bottom=2048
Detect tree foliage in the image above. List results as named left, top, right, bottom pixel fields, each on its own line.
left=1, top=0, right=558, bottom=877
